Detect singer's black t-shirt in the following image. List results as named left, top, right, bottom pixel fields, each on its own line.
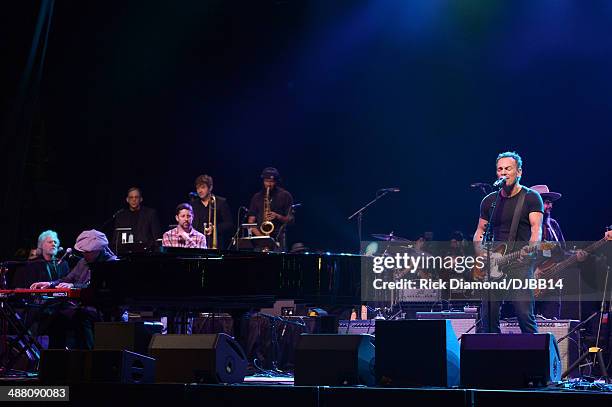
left=479, top=187, right=544, bottom=242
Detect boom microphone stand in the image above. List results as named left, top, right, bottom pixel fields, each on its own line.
left=348, top=188, right=399, bottom=254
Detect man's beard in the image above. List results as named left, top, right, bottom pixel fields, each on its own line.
left=502, top=179, right=517, bottom=192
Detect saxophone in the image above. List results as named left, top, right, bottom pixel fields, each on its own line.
left=259, top=187, right=275, bottom=235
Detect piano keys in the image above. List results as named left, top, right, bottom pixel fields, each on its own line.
left=0, top=288, right=81, bottom=299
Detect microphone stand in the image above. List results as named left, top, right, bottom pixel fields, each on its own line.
left=228, top=207, right=248, bottom=250
left=99, top=208, right=124, bottom=231
left=561, top=263, right=610, bottom=381
left=348, top=190, right=392, bottom=254
left=481, top=186, right=502, bottom=333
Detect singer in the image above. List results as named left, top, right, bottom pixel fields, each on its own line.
left=472, top=151, right=543, bottom=334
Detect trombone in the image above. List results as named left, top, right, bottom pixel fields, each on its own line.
left=205, top=194, right=218, bottom=249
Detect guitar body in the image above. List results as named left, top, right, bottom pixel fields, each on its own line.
left=533, top=259, right=556, bottom=298
left=472, top=243, right=507, bottom=281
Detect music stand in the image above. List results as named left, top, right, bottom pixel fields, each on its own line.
left=237, top=236, right=277, bottom=251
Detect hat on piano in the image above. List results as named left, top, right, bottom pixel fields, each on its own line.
left=74, top=229, right=109, bottom=252
left=530, top=185, right=562, bottom=202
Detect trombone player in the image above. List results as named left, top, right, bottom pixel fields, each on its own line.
left=191, top=174, right=233, bottom=249
left=247, top=167, right=294, bottom=250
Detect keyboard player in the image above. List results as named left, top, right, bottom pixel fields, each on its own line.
left=10, top=230, right=69, bottom=289
left=30, top=229, right=117, bottom=349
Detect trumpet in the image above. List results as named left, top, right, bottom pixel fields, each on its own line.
left=205, top=194, right=218, bottom=249
left=260, top=187, right=275, bottom=235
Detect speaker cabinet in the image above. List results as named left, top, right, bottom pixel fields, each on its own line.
left=39, top=349, right=155, bottom=384
left=148, top=333, right=247, bottom=383
left=460, top=333, right=561, bottom=388
left=294, top=334, right=375, bottom=386
left=95, top=321, right=162, bottom=355
left=375, top=319, right=460, bottom=387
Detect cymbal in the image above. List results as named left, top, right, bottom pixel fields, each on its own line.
left=371, top=233, right=411, bottom=242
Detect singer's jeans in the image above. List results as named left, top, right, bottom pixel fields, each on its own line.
left=479, top=262, right=538, bottom=334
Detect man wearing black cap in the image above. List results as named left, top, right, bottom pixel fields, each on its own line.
left=247, top=167, right=294, bottom=250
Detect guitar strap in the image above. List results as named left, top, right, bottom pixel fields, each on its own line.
left=507, top=187, right=527, bottom=252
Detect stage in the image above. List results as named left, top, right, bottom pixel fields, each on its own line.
left=2, top=376, right=612, bottom=406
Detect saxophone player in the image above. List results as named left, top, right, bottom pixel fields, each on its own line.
left=247, top=167, right=294, bottom=250
left=191, top=174, right=234, bottom=249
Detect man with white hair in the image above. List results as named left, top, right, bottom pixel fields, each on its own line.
left=11, top=230, right=69, bottom=288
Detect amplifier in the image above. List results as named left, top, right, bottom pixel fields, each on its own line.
left=338, top=320, right=376, bottom=335
left=338, top=312, right=477, bottom=338
left=500, top=319, right=579, bottom=377
left=416, top=312, right=477, bottom=339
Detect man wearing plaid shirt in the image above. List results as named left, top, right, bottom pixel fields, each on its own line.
left=162, top=203, right=207, bottom=248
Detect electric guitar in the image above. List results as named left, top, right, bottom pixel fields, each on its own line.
left=472, top=242, right=555, bottom=281
left=533, top=237, right=609, bottom=298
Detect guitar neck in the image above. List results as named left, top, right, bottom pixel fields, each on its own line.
left=548, top=238, right=607, bottom=275
left=498, top=243, right=538, bottom=266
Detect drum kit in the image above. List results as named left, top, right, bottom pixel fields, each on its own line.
left=368, top=232, right=442, bottom=316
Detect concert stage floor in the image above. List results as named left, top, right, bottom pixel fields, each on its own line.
left=2, top=377, right=612, bottom=406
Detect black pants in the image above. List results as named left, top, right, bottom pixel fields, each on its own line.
left=38, top=303, right=99, bottom=350
left=479, top=264, right=538, bottom=334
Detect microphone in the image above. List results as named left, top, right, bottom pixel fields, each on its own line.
left=188, top=191, right=199, bottom=200
left=57, top=248, right=73, bottom=265
left=378, top=188, right=400, bottom=192
left=493, top=177, right=507, bottom=188
left=470, top=183, right=491, bottom=188
left=291, top=203, right=302, bottom=208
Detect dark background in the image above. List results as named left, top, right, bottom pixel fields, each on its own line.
left=1, top=0, right=611, bottom=258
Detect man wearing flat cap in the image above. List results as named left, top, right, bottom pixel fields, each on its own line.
left=247, top=167, right=294, bottom=250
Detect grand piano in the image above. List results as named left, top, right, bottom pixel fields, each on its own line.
left=89, top=248, right=367, bottom=311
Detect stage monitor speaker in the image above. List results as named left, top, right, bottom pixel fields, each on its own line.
left=460, top=333, right=561, bottom=388
left=294, top=334, right=375, bottom=386
left=39, top=349, right=155, bottom=384
left=148, top=333, right=247, bottom=383
left=95, top=321, right=162, bottom=355
left=375, top=319, right=460, bottom=387
left=500, top=319, right=579, bottom=378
